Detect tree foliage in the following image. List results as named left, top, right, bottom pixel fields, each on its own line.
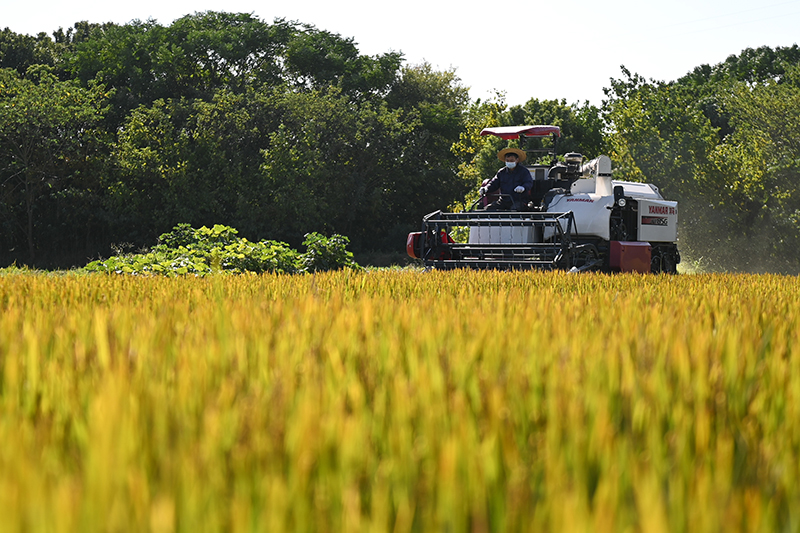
left=0, top=66, right=109, bottom=262
left=604, top=51, right=800, bottom=273
left=707, top=67, right=800, bottom=271
left=284, top=25, right=402, bottom=97
left=454, top=95, right=605, bottom=207
left=108, top=89, right=272, bottom=243
left=603, top=67, right=720, bottom=196
left=383, top=63, right=473, bottom=236
left=0, top=13, right=475, bottom=267
left=0, top=29, right=60, bottom=73
left=259, top=87, right=415, bottom=244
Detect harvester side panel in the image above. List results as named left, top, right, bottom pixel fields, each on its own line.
left=637, top=199, right=678, bottom=242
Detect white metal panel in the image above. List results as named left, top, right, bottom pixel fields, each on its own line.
left=638, top=199, right=678, bottom=242
left=545, top=194, right=614, bottom=240
left=571, top=178, right=596, bottom=194
left=468, top=225, right=536, bottom=244
left=582, top=156, right=614, bottom=197
left=613, top=181, right=663, bottom=200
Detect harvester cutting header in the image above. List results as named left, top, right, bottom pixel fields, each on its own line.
left=407, top=125, right=681, bottom=273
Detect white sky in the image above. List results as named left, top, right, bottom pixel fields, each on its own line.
left=3, top=0, right=800, bottom=107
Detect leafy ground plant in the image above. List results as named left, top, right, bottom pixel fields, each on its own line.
left=84, top=224, right=361, bottom=275
left=297, top=232, right=362, bottom=273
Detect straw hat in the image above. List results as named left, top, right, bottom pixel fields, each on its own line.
left=497, top=147, right=527, bottom=163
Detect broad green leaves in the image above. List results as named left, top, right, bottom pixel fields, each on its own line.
left=84, top=223, right=360, bottom=275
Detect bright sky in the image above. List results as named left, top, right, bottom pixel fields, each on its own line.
left=3, top=0, right=800, bottom=107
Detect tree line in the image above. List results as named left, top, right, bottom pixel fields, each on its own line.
left=0, top=12, right=471, bottom=267
left=1, top=13, right=799, bottom=272
left=603, top=46, right=800, bottom=273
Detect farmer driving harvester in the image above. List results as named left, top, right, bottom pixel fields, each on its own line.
left=478, top=147, right=533, bottom=210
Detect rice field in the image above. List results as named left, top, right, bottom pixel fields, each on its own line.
left=1, top=269, right=799, bottom=532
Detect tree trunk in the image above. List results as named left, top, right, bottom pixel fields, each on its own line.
left=25, top=171, right=35, bottom=264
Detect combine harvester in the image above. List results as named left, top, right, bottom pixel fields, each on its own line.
left=407, top=125, right=680, bottom=273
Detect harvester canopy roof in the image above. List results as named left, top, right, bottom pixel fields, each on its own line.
left=479, top=125, right=561, bottom=139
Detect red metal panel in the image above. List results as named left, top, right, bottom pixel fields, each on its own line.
left=479, top=125, right=561, bottom=139
left=610, top=241, right=651, bottom=273
left=406, top=232, right=421, bottom=258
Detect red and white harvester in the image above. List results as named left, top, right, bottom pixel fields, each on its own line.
left=407, top=125, right=681, bottom=273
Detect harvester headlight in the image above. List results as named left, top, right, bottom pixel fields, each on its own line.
left=617, top=198, right=627, bottom=207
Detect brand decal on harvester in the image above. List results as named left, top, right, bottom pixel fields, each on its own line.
left=642, top=216, right=669, bottom=226
left=648, top=205, right=677, bottom=215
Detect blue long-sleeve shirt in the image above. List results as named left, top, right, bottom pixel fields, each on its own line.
left=485, top=165, right=533, bottom=198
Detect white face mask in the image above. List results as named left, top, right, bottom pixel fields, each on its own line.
left=505, top=161, right=517, bottom=169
